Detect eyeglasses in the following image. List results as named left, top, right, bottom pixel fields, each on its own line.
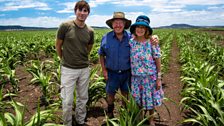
left=136, top=18, right=149, bottom=25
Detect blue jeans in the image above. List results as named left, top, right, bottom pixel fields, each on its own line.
left=106, top=69, right=131, bottom=95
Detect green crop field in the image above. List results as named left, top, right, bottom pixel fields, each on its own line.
left=0, top=29, right=224, bottom=126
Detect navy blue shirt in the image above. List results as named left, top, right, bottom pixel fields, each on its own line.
left=98, top=31, right=131, bottom=71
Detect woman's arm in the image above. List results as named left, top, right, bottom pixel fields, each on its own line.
left=155, top=57, right=162, bottom=90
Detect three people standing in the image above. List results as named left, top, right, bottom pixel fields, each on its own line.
left=55, top=0, right=163, bottom=124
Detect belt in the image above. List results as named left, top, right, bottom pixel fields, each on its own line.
left=107, top=68, right=130, bottom=74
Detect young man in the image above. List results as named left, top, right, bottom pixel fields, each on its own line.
left=98, top=12, right=132, bottom=118
left=55, top=0, right=94, bottom=126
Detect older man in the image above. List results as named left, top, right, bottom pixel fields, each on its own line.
left=98, top=12, right=132, bottom=118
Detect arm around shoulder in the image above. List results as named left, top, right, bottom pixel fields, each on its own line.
left=150, top=35, right=159, bottom=45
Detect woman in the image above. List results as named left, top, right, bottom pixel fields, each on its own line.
left=129, top=15, right=164, bottom=126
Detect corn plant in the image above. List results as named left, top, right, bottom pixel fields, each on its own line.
left=179, top=44, right=224, bottom=125
left=1, top=65, right=19, bottom=93
left=26, top=60, right=55, bottom=106
left=0, top=88, right=16, bottom=113
left=90, top=43, right=100, bottom=64
left=51, top=54, right=61, bottom=85
left=25, top=102, right=62, bottom=126
left=87, top=65, right=106, bottom=107
left=159, top=32, right=173, bottom=72
left=106, top=93, right=149, bottom=126
left=0, top=49, right=20, bottom=92
left=176, top=31, right=224, bottom=126
left=0, top=99, right=63, bottom=126
left=181, top=80, right=224, bottom=126
left=3, top=101, right=25, bottom=126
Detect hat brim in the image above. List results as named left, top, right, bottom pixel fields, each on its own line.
left=130, top=22, right=153, bottom=35
left=106, top=18, right=131, bottom=29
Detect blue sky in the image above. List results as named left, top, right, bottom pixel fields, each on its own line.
left=0, top=0, right=223, bottom=28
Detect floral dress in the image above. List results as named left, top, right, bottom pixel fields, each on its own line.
left=129, top=38, right=164, bottom=110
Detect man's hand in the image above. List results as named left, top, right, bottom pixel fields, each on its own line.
left=150, top=35, right=159, bottom=45
left=55, top=39, right=63, bottom=59
left=103, top=69, right=108, bottom=80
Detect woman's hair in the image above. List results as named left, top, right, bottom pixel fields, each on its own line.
left=144, top=29, right=151, bottom=39
left=74, top=0, right=90, bottom=13
left=133, top=26, right=151, bottom=39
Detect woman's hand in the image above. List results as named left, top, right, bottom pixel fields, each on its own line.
left=156, top=78, right=162, bottom=91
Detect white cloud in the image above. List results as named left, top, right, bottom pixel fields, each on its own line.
left=151, top=3, right=185, bottom=13
left=0, top=8, right=223, bottom=28
left=56, top=2, right=75, bottom=13
left=92, top=0, right=224, bottom=6
left=171, top=0, right=224, bottom=5
left=88, top=0, right=166, bottom=8
left=0, top=0, right=223, bottom=27
left=89, top=0, right=112, bottom=7
left=36, top=7, right=51, bottom=11
left=0, top=16, right=63, bottom=27
left=1, top=0, right=51, bottom=11
left=86, top=14, right=110, bottom=27
left=148, top=9, right=224, bottom=27
left=0, top=0, right=12, bottom=2
left=111, top=0, right=151, bottom=6
left=152, top=8, right=182, bottom=13
left=86, top=12, right=146, bottom=28
left=56, top=0, right=113, bottom=14
left=0, top=15, right=109, bottom=28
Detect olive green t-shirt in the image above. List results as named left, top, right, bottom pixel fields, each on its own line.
left=57, top=20, right=94, bottom=69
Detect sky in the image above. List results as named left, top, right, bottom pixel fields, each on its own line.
left=0, top=0, right=224, bottom=28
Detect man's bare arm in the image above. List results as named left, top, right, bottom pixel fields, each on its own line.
left=55, top=39, right=63, bottom=59
left=99, top=55, right=108, bottom=80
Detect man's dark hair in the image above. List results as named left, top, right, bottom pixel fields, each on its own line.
left=74, top=0, right=90, bottom=13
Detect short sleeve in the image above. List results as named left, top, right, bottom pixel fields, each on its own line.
left=152, top=44, right=161, bottom=58
left=98, top=34, right=107, bottom=56
left=56, top=23, right=68, bottom=40
left=88, top=26, right=94, bottom=45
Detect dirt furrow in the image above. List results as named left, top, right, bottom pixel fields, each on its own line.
left=155, top=39, right=185, bottom=126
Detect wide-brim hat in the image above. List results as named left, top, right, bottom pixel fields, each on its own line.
left=106, top=12, right=131, bottom=29
left=130, top=15, right=153, bottom=35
